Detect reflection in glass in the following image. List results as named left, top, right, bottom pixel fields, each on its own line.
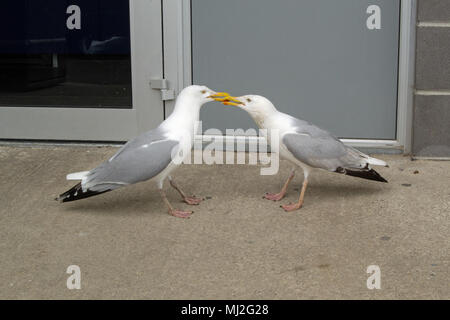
left=0, top=0, right=132, bottom=108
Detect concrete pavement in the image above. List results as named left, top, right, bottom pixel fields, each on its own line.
left=0, top=145, right=448, bottom=299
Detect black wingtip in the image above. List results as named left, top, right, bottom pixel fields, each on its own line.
left=336, top=167, right=388, bottom=183
left=57, top=182, right=111, bottom=203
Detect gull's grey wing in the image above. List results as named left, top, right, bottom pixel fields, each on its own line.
left=84, top=128, right=179, bottom=191
left=282, top=116, right=366, bottom=171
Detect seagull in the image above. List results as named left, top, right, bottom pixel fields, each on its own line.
left=57, top=85, right=228, bottom=218
left=212, top=94, right=389, bottom=212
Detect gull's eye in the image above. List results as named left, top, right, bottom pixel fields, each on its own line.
left=201, top=90, right=207, bottom=94
left=247, top=98, right=252, bottom=102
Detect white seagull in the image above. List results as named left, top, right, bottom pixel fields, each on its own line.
left=57, top=85, right=228, bottom=218
left=213, top=94, right=389, bottom=212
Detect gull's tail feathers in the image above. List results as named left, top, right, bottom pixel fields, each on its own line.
left=66, top=171, right=90, bottom=180
left=56, top=182, right=112, bottom=203
left=348, top=146, right=389, bottom=167
left=366, top=156, right=388, bottom=167
left=336, top=167, right=388, bottom=183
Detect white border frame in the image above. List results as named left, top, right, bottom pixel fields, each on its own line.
left=0, top=0, right=164, bottom=141
left=396, top=0, right=417, bottom=154
left=164, top=0, right=416, bottom=153
left=162, top=0, right=192, bottom=117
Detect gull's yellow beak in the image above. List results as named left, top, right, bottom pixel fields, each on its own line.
left=208, top=92, right=243, bottom=106
left=208, top=92, right=228, bottom=98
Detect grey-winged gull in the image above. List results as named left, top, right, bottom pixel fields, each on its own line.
left=57, top=85, right=229, bottom=218
left=212, top=94, right=388, bottom=212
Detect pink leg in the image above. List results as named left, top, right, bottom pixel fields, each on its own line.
left=264, top=171, right=295, bottom=201
left=281, top=179, right=308, bottom=212
left=159, top=189, right=192, bottom=219
left=169, top=179, right=203, bottom=205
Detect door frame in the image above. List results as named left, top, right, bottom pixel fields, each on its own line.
left=163, top=0, right=417, bottom=154
left=0, top=0, right=164, bottom=141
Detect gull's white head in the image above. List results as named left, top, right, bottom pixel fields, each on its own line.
left=178, top=85, right=230, bottom=105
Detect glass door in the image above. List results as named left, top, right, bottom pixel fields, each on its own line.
left=0, top=0, right=164, bottom=141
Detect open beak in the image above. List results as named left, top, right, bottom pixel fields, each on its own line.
left=208, top=92, right=243, bottom=106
